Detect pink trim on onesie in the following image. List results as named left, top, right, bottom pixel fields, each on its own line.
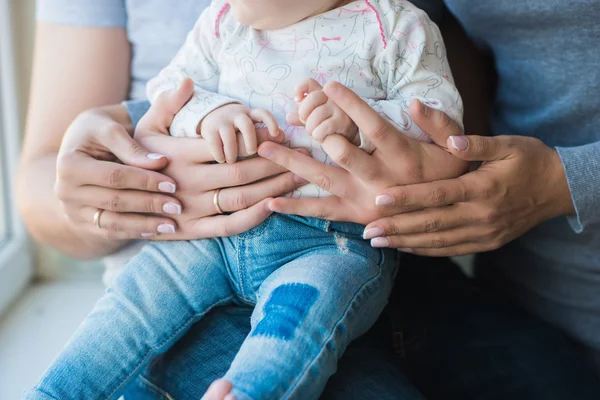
left=215, top=2, right=231, bottom=38
left=364, top=0, right=387, bottom=49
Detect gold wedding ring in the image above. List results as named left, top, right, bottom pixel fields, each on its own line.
left=93, top=209, right=105, bottom=229
left=213, top=189, right=224, bottom=215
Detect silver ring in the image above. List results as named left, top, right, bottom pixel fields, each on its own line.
left=93, top=209, right=104, bottom=229
left=213, top=189, right=224, bottom=215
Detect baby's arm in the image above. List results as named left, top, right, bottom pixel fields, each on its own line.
left=366, top=6, right=464, bottom=152
left=145, top=2, right=236, bottom=138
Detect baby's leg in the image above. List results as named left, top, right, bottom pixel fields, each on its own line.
left=25, top=240, right=234, bottom=400
left=224, top=249, right=398, bottom=400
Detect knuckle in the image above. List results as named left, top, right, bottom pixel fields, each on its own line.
left=128, top=142, right=147, bottom=158
left=365, top=122, right=388, bottom=142
left=104, top=123, right=125, bottom=140
left=106, top=195, right=123, bottom=212
left=56, top=153, right=76, bottom=177
left=423, top=218, right=442, bottom=233
left=435, top=109, right=452, bottom=129
left=233, top=192, right=251, bottom=210
left=331, top=146, right=354, bottom=168
left=54, top=181, right=69, bottom=201
left=147, top=197, right=159, bottom=214
left=393, top=189, right=410, bottom=208
left=429, top=238, right=446, bottom=249
left=428, top=187, right=448, bottom=206
left=480, top=208, right=500, bottom=225
left=313, top=174, right=332, bottom=192
left=228, top=164, right=248, bottom=183
left=106, top=168, right=126, bottom=188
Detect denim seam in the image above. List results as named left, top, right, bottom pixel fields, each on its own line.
left=236, top=235, right=249, bottom=302
left=283, top=251, right=388, bottom=398
left=138, top=375, right=177, bottom=400
left=107, top=296, right=235, bottom=399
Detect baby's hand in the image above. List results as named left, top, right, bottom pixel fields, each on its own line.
left=200, top=104, right=279, bottom=164
left=288, top=78, right=359, bottom=145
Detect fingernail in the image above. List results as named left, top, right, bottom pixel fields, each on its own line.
left=371, top=237, right=390, bottom=248
left=450, top=136, right=469, bottom=151
left=158, top=182, right=176, bottom=193
left=162, top=202, right=182, bottom=215
left=147, top=153, right=166, bottom=160
left=265, top=201, right=274, bottom=212
left=293, top=175, right=308, bottom=185
left=141, top=233, right=157, bottom=238
left=375, top=195, right=394, bottom=206
left=363, top=227, right=384, bottom=240
left=420, top=103, right=429, bottom=115
left=158, top=224, right=176, bottom=234
left=398, top=248, right=414, bottom=253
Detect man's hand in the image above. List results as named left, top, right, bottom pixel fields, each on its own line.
left=363, top=132, right=574, bottom=256
left=259, top=81, right=468, bottom=225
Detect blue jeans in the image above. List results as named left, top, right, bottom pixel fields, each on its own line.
left=124, top=256, right=600, bottom=400
left=25, top=215, right=398, bottom=400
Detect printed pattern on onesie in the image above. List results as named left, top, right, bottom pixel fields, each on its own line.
left=147, top=0, right=464, bottom=199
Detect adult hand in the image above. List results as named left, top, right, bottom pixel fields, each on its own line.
left=55, top=104, right=182, bottom=241
left=57, top=80, right=304, bottom=241
left=259, top=81, right=468, bottom=225
left=364, top=121, right=575, bottom=256
left=135, top=79, right=306, bottom=239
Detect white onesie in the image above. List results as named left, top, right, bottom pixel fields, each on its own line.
left=147, top=0, right=464, bottom=199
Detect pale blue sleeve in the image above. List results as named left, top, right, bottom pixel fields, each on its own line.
left=556, top=142, right=600, bottom=232
left=36, top=0, right=127, bottom=28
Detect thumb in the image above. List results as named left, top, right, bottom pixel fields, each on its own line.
left=154, top=78, right=195, bottom=118
left=447, top=135, right=514, bottom=162
left=103, top=122, right=169, bottom=170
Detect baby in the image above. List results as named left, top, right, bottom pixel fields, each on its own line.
left=26, top=1, right=463, bottom=399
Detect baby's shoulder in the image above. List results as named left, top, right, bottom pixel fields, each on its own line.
left=369, top=0, right=438, bottom=33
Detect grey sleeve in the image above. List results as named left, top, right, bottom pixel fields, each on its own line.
left=123, top=100, right=151, bottom=130
left=36, top=0, right=127, bottom=27
left=556, top=142, right=600, bottom=232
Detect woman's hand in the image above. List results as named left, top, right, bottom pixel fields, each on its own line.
left=258, top=82, right=469, bottom=225
left=55, top=105, right=183, bottom=241
left=364, top=123, right=575, bottom=256
left=134, top=79, right=305, bottom=240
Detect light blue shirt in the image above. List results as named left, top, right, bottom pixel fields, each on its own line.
left=37, top=0, right=600, bottom=370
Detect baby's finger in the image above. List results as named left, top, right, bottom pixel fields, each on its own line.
left=249, top=108, right=280, bottom=138
left=311, top=118, right=338, bottom=142
left=286, top=112, right=303, bottom=127
left=235, top=114, right=258, bottom=157
left=205, top=131, right=226, bottom=163
left=305, top=105, right=334, bottom=138
left=220, top=124, right=239, bottom=164
left=298, top=90, right=329, bottom=124
left=294, top=78, right=323, bottom=102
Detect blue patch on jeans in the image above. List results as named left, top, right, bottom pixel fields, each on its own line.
left=252, top=284, right=319, bottom=341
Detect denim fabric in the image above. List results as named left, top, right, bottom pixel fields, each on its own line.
left=122, top=256, right=600, bottom=400
left=26, top=215, right=397, bottom=400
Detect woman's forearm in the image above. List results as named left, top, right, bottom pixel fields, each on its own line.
left=17, top=105, right=134, bottom=259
